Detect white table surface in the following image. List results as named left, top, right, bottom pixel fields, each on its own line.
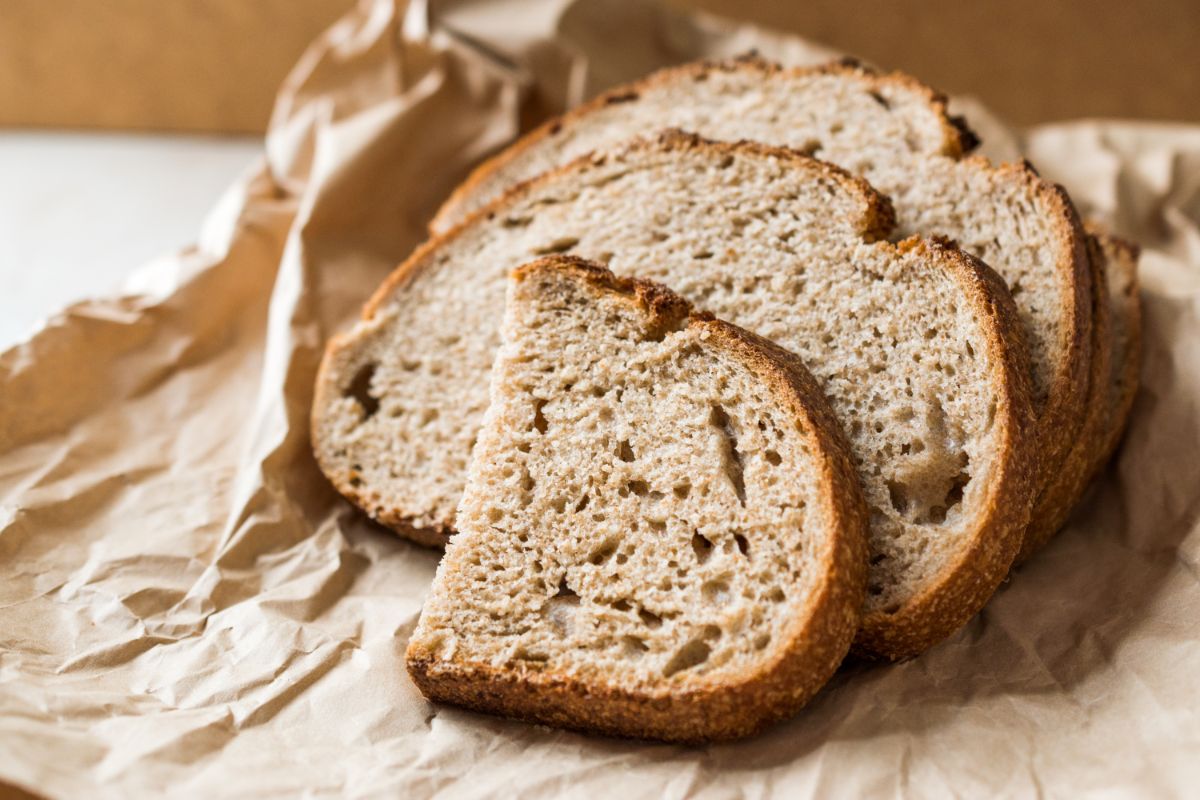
left=0, top=131, right=262, bottom=349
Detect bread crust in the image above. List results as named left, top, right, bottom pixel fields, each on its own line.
left=852, top=237, right=1038, bottom=660
left=407, top=256, right=869, bottom=742
left=430, top=54, right=972, bottom=234
left=988, top=160, right=1093, bottom=503
left=1089, top=232, right=1142, bottom=473
left=1018, top=233, right=1112, bottom=560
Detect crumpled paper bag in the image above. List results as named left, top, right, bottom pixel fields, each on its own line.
left=2, top=0, right=1199, bottom=796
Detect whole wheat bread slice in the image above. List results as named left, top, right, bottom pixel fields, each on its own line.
left=1018, top=229, right=1142, bottom=559
left=314, top=133, right=1037, bottom=658
left=406, top=257, right=869, bottom=742
left=1089, top=231, right=1142, bottom=473
left=431, top=56, right=1091, bottom=503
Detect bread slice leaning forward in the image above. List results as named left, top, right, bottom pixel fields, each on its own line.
left=430, top=56, right=1091, bottom=514
left=314, top=133, right=1037, bottom=659
left=406, top=257, right=869, bottom=742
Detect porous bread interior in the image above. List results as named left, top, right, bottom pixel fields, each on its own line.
left=441, top=64, right=1070, bottom=409
left=408, top=266, right=834, bottom=687
left=318, top=143, right=1005, bottom=618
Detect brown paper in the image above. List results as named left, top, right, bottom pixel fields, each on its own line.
left=2, top=1, right=1199, bottom=796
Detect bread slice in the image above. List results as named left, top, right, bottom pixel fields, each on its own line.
left=405, top=257, right=869, bottom=742
left=430, top=56, right=1090, bottom=502
left=1089, top=231, right=1142, bottom=472
left=314, top=133, right=1037, bottom=658
left=1018, top=234, right=1112, bottom=559
left=1018, top=229, right=1141, bottom=559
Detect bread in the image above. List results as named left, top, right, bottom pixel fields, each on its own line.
left=1018, top=234, right=1112, bottom=559
left=1089, top=231, right=1142, bottom=472
left=1018, top=229, right=1141, bottom=559
left=314, top=133, right=1037, bottom=658
left=430, top=56, right=1091, bottom=504
left=405, top=257, right=869, bottom=742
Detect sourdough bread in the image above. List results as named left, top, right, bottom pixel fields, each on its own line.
left=315, top=134, right=1037, bottom=658
left=1019, top=234, right=1112, bottom=559
left=431, top=56, right=1090, bottom=501
left=1018, top=229, right=1141, bottom=559
left=406, top=257, right=869, bottom=742
left=1090, top=231, right=1142, bottom=472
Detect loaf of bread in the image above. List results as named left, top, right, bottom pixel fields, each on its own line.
left=406, top=257, right=869, bottom=742
left=430, top=56, right=1092, bottom=517
left=314, top=133, right=1037, bottom=658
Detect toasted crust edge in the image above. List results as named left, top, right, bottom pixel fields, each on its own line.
left=988, top=159, right=1094, bottom=504
left=850, top=237, right=1038, bottom=660
left=1018, top=232, right=1113, bottom=560
left=429, top=54, right=973, bottom=234
left=1090, top=233, right=1142, bottom=473
left=406, top=256, right=869, bottom=743
left=313, top=131, right=896, bottom=545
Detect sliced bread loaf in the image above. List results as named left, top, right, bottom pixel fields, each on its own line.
left=315, top=133, right=1037, bottom=658
left=1019, top=234, right=1112, bottom=559
left=1018, top=229, right=1142, bottom=559
left=1090, top=231, right=1142, bottom=472
left=406, top=257, right=869, bottom=742
left=430, top=56, right=1091, bottom=503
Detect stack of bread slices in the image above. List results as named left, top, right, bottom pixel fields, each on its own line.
left=311, top=56, right=1141, bottom=743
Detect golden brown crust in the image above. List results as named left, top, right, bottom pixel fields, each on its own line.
left=1018, top=233, right=1112, bottom=561
left=986, top=160, right=1093, bottom=503
left=430, top=55, right=971, bottom=234
left=408, top=256, right=869, bottom=742
left=1089, top=231, right=1143, bottom=475
left=851, top=237, right=1038, bottom=660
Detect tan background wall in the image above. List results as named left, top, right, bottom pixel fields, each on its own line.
left=1, top=0, right=1196, bottom=133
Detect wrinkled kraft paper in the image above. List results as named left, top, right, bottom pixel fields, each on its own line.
left=2, top=0, right=1199, bottom=797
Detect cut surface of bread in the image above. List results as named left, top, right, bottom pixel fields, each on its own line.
left=405, top=258, right=868, bottom=742
left=315, top=134, right=1037, bottom=658
left=431, top=56, right=1090, bottom=498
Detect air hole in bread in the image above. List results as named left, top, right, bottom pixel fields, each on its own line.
left=764, top=449, right=782, bottom=467
left=663, top=638, right=710, bottom=677
left=532, top=399, right=549, bottom=433
left=701, top=579, right=730, bottom=606
left=638, top=608, right=662, bottom=629
left=621, top=635, right=649, bottom=656
left=574, top=494, right=590, bottom=513
left=868, top=90, right=891, bottom=110
left=693, top=250, right=713, bottom=260
left=691, top=531, right=714, bottom=564
left=588, top=537, right=619, bottom=565
left=710, top=404, right=746, bottom=505
left=617, top=440, right=636, bottom=462
left=532, top=236, right=579, bottom=256
left=345, top=363, right=380, bottom=420
left=734, top=533, right=750, bottom=556
left=512, top=647, right=549, bottom=663
left=767, top=587, right=786, bottom=603
left=545, top=579, right=580, bottom=636
left=673, top=483, right=692, bottom=499
left=627, top=479, right=649, bottom=497
left=611, top=599, right=631, bottom=612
